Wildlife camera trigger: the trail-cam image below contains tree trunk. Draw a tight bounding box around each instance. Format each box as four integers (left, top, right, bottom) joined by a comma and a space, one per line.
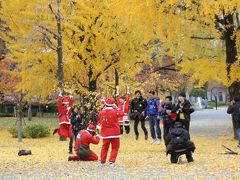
115, 68, 119, 94
38, 104, 42, 118
17, 93, 23, 142
89, 80, 97, 92
224, 13, 239, 139
56, 0, 64, 88
28, 102, 32, 121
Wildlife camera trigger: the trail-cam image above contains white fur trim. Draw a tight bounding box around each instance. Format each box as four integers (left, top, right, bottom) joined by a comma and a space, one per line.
100, 135, 121, 139
127, 92, 130, 95
59, 121, 71, 125
87, 128, 94, 132
103, 107, 114, 110
96, 125, 101, 129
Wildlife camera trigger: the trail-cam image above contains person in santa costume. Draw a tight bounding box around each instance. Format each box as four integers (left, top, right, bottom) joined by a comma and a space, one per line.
97, 97, 124, 167
55, 90, 73, 141
68, 123, 100, 161
116, 86, 131, 134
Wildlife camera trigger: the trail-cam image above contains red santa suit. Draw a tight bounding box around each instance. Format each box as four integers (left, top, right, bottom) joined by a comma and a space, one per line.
68, 124, 100, 161
116, 91, 130, 127
57, 95, 73, 138
97, 98, 124, 164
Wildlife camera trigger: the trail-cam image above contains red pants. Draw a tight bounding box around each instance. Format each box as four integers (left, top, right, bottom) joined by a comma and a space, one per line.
58, 124, 72, 138
100, 138, 120, 163
70, 150, 98, 161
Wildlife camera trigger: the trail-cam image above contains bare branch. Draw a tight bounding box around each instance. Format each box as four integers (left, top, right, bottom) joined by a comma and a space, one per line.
48, 4, 57, 18
37, 24, 59, 39
190, 36, 217, 40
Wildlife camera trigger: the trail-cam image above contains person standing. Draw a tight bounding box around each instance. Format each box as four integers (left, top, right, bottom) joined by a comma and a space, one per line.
69, 106, 84, 154
97, 98, 124, 167
204, 99, 209, 109
145, 90, 161, 144
172, 92, 193, 132
161, 96, 176, 146
68, 123, 100, 161
130, 90, 148, 140
227, 97, 240, 147
116, 86, 131, 134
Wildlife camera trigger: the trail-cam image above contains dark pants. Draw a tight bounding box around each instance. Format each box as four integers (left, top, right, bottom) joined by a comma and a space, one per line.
163, 125, 171, 146
170, 151, 193, 163
69, 131, 78, 150
120, 125, 130, 134
133, 114, 148, 137
179, 121, 190, 132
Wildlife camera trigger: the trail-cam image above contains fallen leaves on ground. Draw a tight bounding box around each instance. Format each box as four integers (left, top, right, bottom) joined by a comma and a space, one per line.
0, 126, 240, 179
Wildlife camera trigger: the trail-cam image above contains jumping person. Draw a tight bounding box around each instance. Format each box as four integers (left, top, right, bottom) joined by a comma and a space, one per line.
116, 86, 131, 134
97, 97, 124, 167
145, 90, 161, 144
54, 90, 73, 141
68, 123, 100, 161
130, 90, 148, 140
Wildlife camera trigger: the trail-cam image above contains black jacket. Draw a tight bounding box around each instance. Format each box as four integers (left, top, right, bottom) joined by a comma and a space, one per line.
130, 96, 147, 114
227, 101, 240, 128
172, 99, 192, 122
166, 125, 195, 154
71, 112, 83, 132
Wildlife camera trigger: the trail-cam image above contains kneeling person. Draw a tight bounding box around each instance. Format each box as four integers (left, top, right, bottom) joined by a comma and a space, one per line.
166, 122, 195, 163
68, 123, 100, 161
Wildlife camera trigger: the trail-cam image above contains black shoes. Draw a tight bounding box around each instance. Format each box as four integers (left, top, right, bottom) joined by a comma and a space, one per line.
135, 134, 139, 140
145, 134, 148, 140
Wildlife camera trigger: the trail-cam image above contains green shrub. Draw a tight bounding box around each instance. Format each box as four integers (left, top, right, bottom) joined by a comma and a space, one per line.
8, 124, 50, 138
8, 127, 26, 138
25, 124, 50, 138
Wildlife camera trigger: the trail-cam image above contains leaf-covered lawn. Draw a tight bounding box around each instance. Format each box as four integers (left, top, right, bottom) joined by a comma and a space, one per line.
0, 118, 239, 179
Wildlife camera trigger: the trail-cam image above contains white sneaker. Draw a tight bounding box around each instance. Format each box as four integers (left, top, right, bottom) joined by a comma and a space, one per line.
156, 139, 161, 145
109, 162, 115, 167
151, 139, 156, 144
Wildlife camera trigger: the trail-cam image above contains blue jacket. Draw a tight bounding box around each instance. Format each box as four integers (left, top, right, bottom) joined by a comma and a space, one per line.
146, 98, 161, 116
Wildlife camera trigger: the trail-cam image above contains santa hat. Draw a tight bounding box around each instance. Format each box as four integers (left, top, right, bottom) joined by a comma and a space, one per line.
105, 97, 115, 106
63, 96, 70, 105
87, 123, 96, 132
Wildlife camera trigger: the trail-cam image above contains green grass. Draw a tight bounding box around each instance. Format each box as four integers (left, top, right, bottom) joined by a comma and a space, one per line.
0, 117, 59, 131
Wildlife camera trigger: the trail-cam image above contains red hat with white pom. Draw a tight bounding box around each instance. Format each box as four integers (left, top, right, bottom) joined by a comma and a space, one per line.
87, 123, 96, 132
105, 97, 115, 106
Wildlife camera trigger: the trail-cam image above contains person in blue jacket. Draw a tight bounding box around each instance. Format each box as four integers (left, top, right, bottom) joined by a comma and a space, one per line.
146, 90, 161, 144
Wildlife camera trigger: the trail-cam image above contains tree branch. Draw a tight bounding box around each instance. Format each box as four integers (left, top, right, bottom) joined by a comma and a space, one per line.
37, 24, 59, 39
190, 36, 216, 40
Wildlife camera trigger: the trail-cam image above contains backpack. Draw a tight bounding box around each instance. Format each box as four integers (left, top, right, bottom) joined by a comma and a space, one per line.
77, 132, 90, 159
170, 128, 188, 149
